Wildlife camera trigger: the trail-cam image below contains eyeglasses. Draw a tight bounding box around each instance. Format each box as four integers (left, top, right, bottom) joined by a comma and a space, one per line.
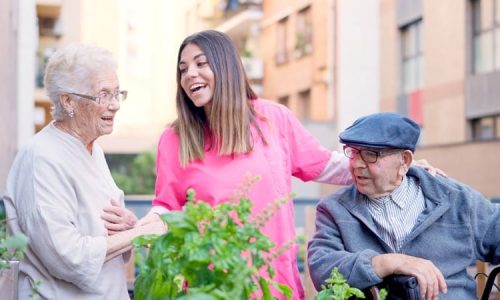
343, 145, 403, 163
69, 90, 128, 105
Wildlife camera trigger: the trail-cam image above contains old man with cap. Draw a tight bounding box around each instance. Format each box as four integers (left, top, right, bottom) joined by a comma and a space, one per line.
308, 112, 500, 300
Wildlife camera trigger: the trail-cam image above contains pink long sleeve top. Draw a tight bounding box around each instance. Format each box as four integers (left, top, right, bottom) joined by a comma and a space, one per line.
153, 99, 333, 299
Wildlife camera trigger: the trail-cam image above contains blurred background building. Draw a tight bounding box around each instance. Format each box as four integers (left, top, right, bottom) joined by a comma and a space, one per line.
1, 0, 499, 199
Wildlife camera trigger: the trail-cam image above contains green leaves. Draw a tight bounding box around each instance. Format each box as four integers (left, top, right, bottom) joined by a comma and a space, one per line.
315, 268, 366, 300
134, 186, 292, 299
0, 218, 29, 270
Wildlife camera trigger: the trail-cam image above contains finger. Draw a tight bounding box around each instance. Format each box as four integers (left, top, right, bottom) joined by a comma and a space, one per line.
108, 229, 119, 236
414, 274, 428, 299
101, 212, 122, 224
436, 268, 447, 295
435, 168, 448, 178
102, 205, 123, 215
105, 222, 128, 231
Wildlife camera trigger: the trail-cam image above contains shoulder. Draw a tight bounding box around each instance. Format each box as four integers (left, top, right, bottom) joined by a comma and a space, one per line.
157, 125, 179, 148
409, 167, 485, 203
252, 98, 293, 119
317, 186, 356, 214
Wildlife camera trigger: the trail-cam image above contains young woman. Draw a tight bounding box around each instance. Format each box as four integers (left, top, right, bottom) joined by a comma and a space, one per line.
139, 30, 440, 299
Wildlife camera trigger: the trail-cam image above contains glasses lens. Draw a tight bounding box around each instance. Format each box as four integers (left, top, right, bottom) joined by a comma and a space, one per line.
360, 150, 377, 163
119, 90, 127, 101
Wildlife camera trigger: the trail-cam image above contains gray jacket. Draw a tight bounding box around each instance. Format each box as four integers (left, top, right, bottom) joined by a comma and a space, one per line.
307, 167, 500, 299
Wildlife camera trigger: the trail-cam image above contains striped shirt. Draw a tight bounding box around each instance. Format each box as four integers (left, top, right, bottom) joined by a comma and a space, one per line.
363, 175, 425, 252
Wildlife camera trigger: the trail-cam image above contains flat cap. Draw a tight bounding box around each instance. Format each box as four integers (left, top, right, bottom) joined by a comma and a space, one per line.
339, 112, 421, 152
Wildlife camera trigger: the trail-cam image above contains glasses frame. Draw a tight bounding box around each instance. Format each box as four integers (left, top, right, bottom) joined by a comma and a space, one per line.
68, 90, 128, 105
343, 145, 403, 163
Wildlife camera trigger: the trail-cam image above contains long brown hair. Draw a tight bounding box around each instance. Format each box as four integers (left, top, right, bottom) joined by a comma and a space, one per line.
173, 30, 264, 166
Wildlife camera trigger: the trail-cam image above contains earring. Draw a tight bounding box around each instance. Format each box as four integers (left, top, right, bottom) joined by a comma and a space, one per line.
68, 110, 75, 118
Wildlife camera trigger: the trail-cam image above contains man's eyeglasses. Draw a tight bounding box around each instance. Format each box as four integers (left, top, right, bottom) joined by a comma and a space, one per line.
343, 145, 403, 163
69, 90, 128, 105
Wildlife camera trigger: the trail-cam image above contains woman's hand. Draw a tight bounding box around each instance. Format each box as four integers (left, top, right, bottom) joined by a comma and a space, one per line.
101, 199, 138, 235
412, 159, 447, 177
136, 210, 163, 227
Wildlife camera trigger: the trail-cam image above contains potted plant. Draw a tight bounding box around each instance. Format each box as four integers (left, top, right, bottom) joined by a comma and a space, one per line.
133, 178, 293, 299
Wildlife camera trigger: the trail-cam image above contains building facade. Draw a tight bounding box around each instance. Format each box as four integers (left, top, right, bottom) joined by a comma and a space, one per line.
380, 0, 500, 198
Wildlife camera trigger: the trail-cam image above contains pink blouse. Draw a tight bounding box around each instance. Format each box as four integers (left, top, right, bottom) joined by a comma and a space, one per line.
153, 99, 332, 299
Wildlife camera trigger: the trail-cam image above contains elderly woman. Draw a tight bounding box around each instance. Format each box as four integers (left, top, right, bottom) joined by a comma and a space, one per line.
3, 44, 164, 299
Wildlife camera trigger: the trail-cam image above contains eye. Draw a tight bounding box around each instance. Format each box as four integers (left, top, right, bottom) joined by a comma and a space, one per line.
179, 68, 187, 74
197, 61, 208, 67
362, 151, 378, 159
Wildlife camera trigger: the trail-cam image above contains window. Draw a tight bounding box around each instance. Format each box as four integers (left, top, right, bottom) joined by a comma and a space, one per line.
400, 20, 424, 125
278, 96, 289, 108
295, 6, 313, 58
275, 18, 288, 65
297, 89, 311, 120
472, 0, 500, 73
401, 20, 423, 94
471, 115, 500, 140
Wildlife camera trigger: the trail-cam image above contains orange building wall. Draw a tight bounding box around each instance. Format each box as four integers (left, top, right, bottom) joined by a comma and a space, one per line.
261, 0, 331, 121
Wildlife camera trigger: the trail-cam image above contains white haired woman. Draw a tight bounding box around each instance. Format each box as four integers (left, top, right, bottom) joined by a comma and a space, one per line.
3, 44, 165, 299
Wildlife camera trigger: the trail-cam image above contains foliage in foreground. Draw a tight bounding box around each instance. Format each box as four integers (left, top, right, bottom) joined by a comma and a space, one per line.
133, 177, 293, 300
0, 212, 29, 270
316, 268, 366, 300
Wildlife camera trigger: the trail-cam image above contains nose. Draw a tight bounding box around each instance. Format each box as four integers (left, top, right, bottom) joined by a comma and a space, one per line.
107, 97, 120, 111
185, 64, 198, 78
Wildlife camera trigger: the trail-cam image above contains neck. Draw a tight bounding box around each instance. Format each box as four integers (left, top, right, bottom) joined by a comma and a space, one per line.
54, 120, 95, 153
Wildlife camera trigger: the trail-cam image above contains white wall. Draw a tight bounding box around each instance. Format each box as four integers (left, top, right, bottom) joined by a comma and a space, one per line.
337, 0, 380, 142
17, 0, 37, 149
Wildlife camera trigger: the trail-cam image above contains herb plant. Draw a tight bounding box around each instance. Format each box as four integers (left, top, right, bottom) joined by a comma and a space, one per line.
0, 212, 29, 270
133, 179, 293, 300
315, 268, 366, 300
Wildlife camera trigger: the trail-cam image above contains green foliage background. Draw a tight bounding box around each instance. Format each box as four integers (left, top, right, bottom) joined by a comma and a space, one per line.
108, 150, 156, 195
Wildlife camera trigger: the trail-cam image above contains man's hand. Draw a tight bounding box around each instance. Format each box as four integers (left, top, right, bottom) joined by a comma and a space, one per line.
372, 253, 447, 300
101, 199, 138, 235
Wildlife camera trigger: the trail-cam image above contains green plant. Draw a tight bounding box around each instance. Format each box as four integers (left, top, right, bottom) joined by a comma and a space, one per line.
0, 212, 29, 270
111, 150, 156, 194
133, 178, 293, 299
315, 268, 366, 300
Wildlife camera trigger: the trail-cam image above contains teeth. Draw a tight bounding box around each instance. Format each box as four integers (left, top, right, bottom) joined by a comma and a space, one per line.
190, 83, 205, 92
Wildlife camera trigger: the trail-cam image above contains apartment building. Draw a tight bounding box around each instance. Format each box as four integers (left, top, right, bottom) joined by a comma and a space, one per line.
380, 0, 500, 198
261, 0, 380, 197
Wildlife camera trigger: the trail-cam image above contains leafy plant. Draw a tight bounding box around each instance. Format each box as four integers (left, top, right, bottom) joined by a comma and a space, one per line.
133, 177, 293, 299
315, 268, 366, 300
0, 212, 29, 270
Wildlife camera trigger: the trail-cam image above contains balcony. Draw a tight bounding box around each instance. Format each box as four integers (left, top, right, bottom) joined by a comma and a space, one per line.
215, 0, 262, 38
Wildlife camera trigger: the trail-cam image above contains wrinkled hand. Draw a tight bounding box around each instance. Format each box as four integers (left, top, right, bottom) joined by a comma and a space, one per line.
139, 220, 167, 236
101, 199, 138, 235
136, 210, 162, 227
372, 253, 447, 300
412, 159, 447, 177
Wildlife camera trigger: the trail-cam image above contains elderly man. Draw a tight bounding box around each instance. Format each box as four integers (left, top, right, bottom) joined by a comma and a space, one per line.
307, 112, 500, 300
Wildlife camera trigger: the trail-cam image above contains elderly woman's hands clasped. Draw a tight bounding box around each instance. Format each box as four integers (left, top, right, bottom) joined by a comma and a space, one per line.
101, 199, 138, 235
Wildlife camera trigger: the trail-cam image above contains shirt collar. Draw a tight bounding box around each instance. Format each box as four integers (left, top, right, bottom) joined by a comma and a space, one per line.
365, 176, 409, 209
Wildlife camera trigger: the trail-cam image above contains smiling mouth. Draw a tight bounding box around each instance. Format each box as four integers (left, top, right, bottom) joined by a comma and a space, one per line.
101, 116, 114, 122
190, 83, 207, 93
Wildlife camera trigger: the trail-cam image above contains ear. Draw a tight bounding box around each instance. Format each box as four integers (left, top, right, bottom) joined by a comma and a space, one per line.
59, 94, 74, 112
399, 150, 414, 174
